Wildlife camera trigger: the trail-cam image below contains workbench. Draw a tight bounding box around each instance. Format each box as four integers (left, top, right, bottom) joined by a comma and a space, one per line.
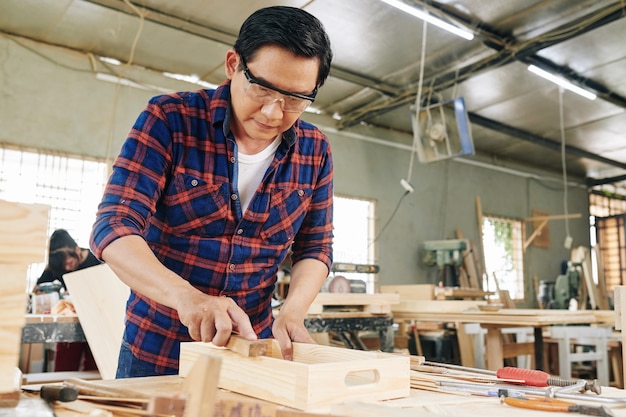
392, 305, 599, 370
21, 315, 86, 344
21, 312, 394, 351
9, 376, 626, 417
304, 313, 394, 352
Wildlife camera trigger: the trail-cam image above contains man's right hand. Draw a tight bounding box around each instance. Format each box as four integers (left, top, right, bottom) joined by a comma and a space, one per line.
176, 291, 257, 346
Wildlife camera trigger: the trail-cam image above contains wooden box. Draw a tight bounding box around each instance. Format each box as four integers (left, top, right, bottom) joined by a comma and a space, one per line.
179, 340, 410, 411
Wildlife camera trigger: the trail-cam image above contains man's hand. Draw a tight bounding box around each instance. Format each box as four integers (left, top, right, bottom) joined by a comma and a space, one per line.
272, 312, 315, 361
176, 290, 257, 346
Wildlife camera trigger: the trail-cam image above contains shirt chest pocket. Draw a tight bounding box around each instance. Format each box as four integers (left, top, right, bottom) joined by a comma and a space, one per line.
260, 187, 312, 245
161, 173, 228, 237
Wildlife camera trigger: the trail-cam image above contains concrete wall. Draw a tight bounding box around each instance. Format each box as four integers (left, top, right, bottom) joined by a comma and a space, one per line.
0, 36, 590, 306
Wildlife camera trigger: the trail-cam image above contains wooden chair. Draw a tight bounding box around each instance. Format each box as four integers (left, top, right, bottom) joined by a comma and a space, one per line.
548, 325, 611, 386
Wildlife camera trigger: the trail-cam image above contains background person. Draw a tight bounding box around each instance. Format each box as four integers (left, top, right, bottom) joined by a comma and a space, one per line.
90, 5, 334, 378
34, 229, 101, 293
35, 228, 102, 372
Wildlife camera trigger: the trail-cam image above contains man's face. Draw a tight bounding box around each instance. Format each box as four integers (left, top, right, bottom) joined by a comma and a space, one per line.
225, 45, 319, 146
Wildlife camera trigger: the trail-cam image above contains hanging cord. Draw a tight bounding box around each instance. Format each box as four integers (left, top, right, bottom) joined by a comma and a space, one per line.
559, 87, 572, 246
406, 20, 429, 184
369, 190, 412, 247
104, 0, 146, 169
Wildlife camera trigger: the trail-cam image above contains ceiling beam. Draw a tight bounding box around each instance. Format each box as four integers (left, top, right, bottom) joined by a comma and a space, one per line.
82, 0, 402, 96
587, 173, 626, 187
339, 1, 626, 128
469, 113, 626, 171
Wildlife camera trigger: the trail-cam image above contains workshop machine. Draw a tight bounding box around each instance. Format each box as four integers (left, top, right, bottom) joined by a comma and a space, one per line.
323, 262, 379, 293
537, 262, 582, 309
421, 239, 467, 287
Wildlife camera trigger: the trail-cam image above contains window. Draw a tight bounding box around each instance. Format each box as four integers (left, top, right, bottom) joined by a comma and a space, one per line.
0, 146, 108, 289
590, 192, 626, 292
332, 195, 377, 292
481, 215, 525, 300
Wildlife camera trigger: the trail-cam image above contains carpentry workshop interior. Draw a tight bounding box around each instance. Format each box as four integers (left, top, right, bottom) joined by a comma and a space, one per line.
3, 0, 626, 416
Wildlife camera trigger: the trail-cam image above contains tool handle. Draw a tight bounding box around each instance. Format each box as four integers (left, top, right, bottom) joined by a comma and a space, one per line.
65, 378, 149, 399
496, 367, 550, 387
502, 397, 571, 412
40, 385, 78, 402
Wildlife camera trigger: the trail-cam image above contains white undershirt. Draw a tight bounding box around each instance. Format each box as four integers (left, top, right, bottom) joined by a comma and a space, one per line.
237, 135, 281, 214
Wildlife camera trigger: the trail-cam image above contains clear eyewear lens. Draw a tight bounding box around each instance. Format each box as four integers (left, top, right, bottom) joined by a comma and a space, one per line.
246, 83, 311, 112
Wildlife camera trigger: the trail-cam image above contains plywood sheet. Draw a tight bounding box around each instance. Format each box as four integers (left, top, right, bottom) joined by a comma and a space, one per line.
0, 265, 28, 394
64, 263, 129, 380
0, 199, 49, 265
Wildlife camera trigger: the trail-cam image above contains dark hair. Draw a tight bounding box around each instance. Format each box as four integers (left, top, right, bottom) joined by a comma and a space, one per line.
233, 6, 333, 88
48, 229, 79, 277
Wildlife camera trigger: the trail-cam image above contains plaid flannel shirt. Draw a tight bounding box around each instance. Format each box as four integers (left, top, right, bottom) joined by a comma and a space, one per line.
91, 80, 333, 373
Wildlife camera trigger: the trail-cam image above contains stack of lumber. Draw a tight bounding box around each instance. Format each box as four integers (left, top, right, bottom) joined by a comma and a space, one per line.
0, 200, 49, 406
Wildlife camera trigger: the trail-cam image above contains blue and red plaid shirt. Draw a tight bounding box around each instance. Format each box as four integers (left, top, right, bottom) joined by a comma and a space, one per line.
90, 80, 333, 374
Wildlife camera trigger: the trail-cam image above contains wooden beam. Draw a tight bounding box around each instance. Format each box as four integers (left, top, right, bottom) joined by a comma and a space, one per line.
523, 218, 548, 251
523, 213, 582, 221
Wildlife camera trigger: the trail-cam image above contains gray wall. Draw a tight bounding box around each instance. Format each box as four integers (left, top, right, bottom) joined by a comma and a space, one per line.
1, 36, 590, 306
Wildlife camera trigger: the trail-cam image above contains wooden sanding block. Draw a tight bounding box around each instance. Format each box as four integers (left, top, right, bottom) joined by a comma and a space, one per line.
226, 336, 270, 357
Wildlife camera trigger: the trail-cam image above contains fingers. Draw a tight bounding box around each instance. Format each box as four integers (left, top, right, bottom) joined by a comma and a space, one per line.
278, 337, 294, 361
273, 318, 316, 361
181, 296, 255, 347
229, 306, 257, 340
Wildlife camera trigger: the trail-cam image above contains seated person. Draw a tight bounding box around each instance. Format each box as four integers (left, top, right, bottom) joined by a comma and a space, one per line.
34, 229, 102, 372
34, 229, 101, 293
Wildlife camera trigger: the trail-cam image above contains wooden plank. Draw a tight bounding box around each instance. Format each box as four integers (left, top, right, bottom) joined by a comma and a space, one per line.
455, 228, 480, 289
454, 321, 475, 368
0, 265, 28, 397
380, 284, 434, 300
0, 199, 49, 265
474, 196, 486, 289
530, 209, 551, 248
572, 246, 603, 310
616, 286, 626, 388
502, 341, 534, 359
392, 300, 487, 314
64, 263, 130, 380
593, 245, 610, 310
182, 354, 221, 417
308, 293, 399, 314
180, 340, 410, 411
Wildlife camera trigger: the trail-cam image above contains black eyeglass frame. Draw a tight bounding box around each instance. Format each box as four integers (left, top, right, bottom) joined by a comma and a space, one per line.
240, 57, 318, 103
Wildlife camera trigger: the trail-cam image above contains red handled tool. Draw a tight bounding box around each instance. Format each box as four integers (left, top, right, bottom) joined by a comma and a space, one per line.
496, 367, 600, 394
423, 362, 601, 394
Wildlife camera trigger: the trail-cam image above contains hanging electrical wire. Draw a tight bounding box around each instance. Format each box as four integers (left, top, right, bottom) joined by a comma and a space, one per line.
405, 20, 429, 186
559, 87, 573, 248
104, 0, 146, 169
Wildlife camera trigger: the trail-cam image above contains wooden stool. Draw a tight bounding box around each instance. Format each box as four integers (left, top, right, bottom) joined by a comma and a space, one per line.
548, 325, 611, 386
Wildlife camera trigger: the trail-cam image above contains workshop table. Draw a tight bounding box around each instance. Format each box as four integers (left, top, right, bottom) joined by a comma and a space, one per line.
21, 312, 395, 352
392, 307, 598, 370
304, 312, 395, 352
21, 315, 86, 344
10, 375, 626, 417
